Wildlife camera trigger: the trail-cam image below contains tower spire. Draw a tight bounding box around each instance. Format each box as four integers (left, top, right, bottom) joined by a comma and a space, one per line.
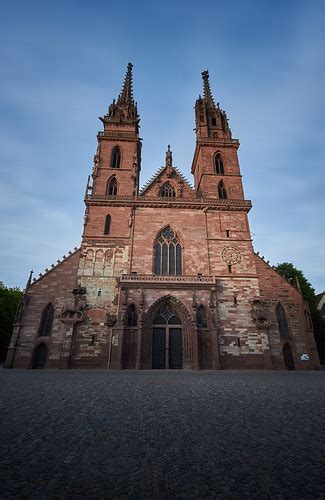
194, 69, 231, 141
165, 144, 173, 168
26, 270, 33, 290
117, 63, 134, 106
201, 70, 216, 108
104, 63, 139, 126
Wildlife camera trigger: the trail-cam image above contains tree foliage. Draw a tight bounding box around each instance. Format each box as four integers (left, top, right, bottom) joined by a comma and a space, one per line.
275, 263, 325, 362
0, 282, 23, 361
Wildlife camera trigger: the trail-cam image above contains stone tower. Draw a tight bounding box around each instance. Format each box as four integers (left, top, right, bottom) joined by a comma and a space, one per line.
192, 70, 245, 201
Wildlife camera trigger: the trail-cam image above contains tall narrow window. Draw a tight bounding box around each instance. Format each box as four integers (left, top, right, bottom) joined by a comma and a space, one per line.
110, 146, 121, 169
107, 177, 118, 196
126, 304, 137, 327
104, 214, 111, 234
154, 226, 182, 275
160, 182, 176, 198
215, 153, 224, 174
218, 181, 227, 199
38, 303, 54, 337
304, 310, 313, 330
197, 305, 208, 328
276, 303, 290, 339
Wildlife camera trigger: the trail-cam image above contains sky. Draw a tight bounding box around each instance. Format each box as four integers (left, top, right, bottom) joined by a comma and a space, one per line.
0, 0, 324, 292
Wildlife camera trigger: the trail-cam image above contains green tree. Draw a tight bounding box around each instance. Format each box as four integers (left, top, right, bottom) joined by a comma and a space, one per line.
275, 263, 325, 363
0, 282, 23, 362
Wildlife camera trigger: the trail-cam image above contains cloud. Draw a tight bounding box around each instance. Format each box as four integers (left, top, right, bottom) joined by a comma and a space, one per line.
0, 0, 324, 293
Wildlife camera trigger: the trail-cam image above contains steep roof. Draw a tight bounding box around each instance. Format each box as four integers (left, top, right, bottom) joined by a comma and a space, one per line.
140, 165, 194, 196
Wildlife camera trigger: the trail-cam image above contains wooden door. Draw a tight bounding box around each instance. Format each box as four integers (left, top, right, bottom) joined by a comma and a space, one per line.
152, 328, 166, 369
34, 344, 47, 369
283, 343, 295, 370
169, 328, 182, 369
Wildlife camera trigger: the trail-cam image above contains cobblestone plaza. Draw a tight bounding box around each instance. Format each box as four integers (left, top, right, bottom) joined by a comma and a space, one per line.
1, 370, 324, 498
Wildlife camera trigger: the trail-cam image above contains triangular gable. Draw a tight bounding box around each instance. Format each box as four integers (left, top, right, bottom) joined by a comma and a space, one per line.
140, 166, 194, 197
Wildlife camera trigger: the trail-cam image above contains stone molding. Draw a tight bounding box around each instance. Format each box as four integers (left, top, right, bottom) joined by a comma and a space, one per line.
85, 194, 252, 211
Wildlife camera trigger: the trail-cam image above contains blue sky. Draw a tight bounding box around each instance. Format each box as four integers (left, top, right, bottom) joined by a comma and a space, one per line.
0, 0, 324, 292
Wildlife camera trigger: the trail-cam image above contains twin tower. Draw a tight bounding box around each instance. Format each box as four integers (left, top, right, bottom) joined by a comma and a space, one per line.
5, 64, 319, 371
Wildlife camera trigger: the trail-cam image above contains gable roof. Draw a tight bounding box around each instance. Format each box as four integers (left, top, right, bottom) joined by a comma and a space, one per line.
140, 165, 194, 195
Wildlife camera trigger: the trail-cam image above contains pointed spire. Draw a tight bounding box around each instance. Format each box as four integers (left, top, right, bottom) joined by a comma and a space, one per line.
201, 70, 216, 108
26, 270, 33, 290
165, 144, 173, 168
117, 63, 134, 106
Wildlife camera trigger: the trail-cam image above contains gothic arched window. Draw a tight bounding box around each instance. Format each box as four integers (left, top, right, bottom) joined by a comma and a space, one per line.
104, 214, 111, 235
154, 226, 182, 275
107, 177, 118, 196
110, 146, 121, 169
276, 303, 290, 339
38, 303, 54, 337
197, 305, 208, 328
218, 181, 227, 199
160, 182, 176, 198
215, 153, 224, 175
126, 304, 137, 327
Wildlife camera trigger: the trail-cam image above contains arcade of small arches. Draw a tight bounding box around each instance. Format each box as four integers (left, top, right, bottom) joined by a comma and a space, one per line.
31, 297, 301, 371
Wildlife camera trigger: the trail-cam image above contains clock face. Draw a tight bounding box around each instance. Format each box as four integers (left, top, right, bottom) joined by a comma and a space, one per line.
222, 246, 241, 265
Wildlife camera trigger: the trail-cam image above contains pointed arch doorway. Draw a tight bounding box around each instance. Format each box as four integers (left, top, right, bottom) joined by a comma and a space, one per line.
152, 304, 183, 369
33, 343, 47, 369
283, 343, 295, 370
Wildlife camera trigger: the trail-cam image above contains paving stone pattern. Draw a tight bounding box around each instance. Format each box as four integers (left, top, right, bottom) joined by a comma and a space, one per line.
0, 370, 324, 499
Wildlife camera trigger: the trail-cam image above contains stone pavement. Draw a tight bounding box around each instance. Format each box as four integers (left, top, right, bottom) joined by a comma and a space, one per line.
0, 369, 324, 499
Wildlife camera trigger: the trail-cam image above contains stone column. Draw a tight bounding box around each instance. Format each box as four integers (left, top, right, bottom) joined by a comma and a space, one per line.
210, 287, 221, 370
109, 286, 127, 369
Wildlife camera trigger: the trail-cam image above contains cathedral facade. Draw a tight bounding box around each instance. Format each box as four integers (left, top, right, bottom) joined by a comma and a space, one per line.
5, 64, 319, 371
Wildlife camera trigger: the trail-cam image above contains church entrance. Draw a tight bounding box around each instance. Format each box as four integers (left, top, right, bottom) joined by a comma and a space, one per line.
33, 343, 47, 369
283, 343, 295, 370
152, 305, 182, 369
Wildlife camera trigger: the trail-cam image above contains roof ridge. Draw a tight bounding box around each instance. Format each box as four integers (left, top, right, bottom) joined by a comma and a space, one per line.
30, 246, 80, 287
254, 250, 303, 296
140, 165, 194, 194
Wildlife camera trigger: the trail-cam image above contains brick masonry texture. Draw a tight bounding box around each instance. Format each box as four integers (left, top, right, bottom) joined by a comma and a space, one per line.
5, 66, 320, 371
1, 369, 324, 498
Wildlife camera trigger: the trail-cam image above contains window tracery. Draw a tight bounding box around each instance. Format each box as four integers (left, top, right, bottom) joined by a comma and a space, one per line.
215, 153, 224, 174
218, 180, 227, 199
107, 177, 118, 196
126, 304, 137, 327
154, 227, 182, 275
38, 303, 54, 337
197, 305, 208, 328
110, 146, 121, 169
160, 182, 176, 198
276, 303, 290, 339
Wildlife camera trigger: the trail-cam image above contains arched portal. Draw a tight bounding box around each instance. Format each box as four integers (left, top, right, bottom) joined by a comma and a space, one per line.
152, 304, 182, 369
33, 343, 47, 369
142, 296, 196, 370
283, 343, 295, 371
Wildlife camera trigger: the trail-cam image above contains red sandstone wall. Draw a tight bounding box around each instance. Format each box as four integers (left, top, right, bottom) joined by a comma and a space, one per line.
93, 137, 138, 197
84, 206, 131, 240
5, 250, 80, 369
194, 146, 245, 199
255, 254, 320, 369
130, 208, 209, 275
